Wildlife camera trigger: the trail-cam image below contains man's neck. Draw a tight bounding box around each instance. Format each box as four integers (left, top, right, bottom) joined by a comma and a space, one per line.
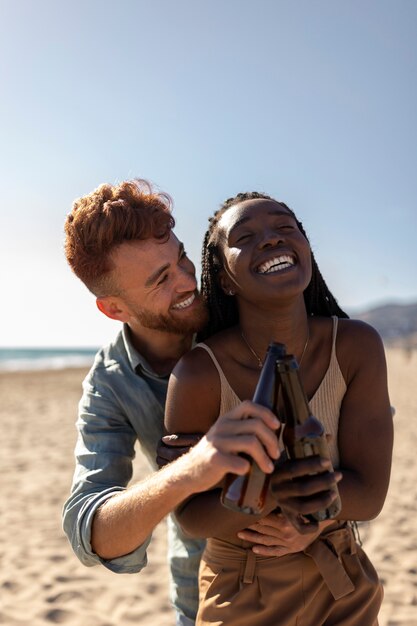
127, 324, 193, 376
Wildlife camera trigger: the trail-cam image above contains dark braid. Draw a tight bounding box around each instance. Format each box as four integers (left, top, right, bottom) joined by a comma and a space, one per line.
304, 254, 348, 318
198, 192, 348, 341
200, 227, 239, 338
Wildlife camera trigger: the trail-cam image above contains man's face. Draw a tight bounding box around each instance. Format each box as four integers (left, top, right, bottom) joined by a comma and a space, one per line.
109, 233, 208, 335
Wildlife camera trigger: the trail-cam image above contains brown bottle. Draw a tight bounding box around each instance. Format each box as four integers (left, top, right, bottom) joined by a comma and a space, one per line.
277, 350, 342, 525
221, 342, 285, 515
221, 342, 342, 525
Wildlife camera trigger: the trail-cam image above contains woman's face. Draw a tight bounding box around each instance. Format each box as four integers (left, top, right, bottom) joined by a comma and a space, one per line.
216, 198, 312, 304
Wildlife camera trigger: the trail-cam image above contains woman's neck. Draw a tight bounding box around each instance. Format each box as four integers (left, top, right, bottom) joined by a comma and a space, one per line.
237, 297, 310, 363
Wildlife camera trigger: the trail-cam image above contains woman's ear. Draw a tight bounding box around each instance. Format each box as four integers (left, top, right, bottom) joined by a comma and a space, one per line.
219, 271, 236, 296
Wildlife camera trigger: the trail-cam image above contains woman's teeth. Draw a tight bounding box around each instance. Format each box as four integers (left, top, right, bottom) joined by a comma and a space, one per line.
257, 255, 294, 274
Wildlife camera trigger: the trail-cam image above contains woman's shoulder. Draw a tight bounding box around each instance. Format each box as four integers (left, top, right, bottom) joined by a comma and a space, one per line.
165, 332, 239, 434
313, 315, 382, 340
173, 331, 232, 379
333, 317, 387, 380
336, 317, 384, 347
178, 328, 237, 370
311, 316, 383, 352
171, 340, 218, 384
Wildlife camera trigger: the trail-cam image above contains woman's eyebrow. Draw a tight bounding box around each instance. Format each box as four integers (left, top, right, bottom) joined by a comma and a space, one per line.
229, 209, 292, 235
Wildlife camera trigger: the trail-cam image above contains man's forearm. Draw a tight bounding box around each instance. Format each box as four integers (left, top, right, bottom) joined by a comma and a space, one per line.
175, 456, 342, 540
92, 401, 282, 559
91, 452, 199, 559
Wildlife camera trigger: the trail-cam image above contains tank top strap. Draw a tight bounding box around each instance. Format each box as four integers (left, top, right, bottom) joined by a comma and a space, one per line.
194, 342, 227, 380
194, 343, 241, 414
331, 315, 339, 356
308, 316, 345, 468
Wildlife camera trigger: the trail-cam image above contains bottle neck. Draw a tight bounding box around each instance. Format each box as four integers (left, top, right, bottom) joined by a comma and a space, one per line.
277, 358, 311, 425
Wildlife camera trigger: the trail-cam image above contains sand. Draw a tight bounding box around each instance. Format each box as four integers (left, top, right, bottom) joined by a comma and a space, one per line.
0, 348, 416, 625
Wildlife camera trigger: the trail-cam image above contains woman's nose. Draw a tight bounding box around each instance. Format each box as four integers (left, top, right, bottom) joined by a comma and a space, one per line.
258, 228, 283, 249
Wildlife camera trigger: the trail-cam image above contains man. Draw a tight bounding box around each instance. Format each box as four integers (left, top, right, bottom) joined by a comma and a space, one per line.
62, 179, 339, 626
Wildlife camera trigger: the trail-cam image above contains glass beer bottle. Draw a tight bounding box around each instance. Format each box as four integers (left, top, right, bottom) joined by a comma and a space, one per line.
221, 342, 285, 514
221, 341, 342, 525
277, 351, 342, 525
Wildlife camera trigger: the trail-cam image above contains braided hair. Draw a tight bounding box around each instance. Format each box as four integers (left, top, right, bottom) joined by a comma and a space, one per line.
198, 191, 348, 340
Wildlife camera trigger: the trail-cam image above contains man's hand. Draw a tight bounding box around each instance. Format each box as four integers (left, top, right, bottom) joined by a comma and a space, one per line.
170, 400, 281, 493
237, 511, 334, 556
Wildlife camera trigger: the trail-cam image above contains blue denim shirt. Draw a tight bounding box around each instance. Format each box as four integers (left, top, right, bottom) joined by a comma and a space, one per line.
62, 324, 205, 622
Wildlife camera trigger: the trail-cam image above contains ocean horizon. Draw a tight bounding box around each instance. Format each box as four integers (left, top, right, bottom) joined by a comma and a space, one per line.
0, 347, 99, 372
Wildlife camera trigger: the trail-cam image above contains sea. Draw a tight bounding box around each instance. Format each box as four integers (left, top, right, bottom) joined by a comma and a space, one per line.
0, 347, 99, 372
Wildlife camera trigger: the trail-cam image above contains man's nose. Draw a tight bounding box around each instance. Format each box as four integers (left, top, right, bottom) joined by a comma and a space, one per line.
176, 262, 197, 292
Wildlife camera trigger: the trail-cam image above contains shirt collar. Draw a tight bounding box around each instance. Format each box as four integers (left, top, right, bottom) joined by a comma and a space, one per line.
120, 323, 163, 378
121, 323, 197, 381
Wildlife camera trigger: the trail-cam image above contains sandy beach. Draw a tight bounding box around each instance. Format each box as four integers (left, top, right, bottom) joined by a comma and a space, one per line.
1, 347, 416, 625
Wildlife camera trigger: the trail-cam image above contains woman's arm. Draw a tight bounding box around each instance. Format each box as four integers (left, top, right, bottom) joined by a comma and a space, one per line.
165, 347, 222, 434
174, 457, 341, 539
335, 320, 393, 521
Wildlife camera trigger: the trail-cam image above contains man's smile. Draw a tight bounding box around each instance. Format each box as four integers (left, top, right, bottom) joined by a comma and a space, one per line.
171, 293, 196, 310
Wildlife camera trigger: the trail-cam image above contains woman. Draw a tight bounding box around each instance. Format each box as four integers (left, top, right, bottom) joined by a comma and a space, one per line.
164, 192, 393, 625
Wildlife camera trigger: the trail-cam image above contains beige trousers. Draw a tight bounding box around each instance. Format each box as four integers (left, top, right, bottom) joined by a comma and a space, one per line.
197, 523, 383, 626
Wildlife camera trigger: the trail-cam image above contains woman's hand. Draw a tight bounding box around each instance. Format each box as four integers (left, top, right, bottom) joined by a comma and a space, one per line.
237, 512, 334, 556
156, 433, 203, 467
266, 456, 342, 534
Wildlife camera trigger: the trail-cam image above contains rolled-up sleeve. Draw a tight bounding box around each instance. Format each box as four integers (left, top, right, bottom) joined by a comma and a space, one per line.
62, 372, 152, 574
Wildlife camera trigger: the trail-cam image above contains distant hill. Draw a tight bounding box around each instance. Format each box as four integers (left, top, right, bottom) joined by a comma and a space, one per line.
352, 302, 417, 349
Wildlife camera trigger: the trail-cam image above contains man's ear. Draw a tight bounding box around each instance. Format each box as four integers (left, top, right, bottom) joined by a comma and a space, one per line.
96, 296, 130, 322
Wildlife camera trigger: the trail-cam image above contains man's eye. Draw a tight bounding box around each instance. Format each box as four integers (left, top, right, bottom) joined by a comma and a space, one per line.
157, 274, 168, 285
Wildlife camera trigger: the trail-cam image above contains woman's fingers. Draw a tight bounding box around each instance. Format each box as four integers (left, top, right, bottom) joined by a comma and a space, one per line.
251, 545, 291, 557
269, 456, 342, 515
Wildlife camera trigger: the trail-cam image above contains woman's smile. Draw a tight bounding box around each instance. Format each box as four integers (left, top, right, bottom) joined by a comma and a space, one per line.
256, 254, 296, 274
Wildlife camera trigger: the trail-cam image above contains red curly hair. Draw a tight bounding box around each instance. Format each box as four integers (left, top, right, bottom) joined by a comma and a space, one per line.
64, 178, 175, 296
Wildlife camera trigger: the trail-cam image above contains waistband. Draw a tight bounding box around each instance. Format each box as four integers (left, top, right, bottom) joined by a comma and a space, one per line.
204, 522, 357, 601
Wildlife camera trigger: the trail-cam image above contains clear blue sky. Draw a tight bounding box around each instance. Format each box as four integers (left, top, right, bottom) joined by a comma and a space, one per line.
1, 0, 416, 347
